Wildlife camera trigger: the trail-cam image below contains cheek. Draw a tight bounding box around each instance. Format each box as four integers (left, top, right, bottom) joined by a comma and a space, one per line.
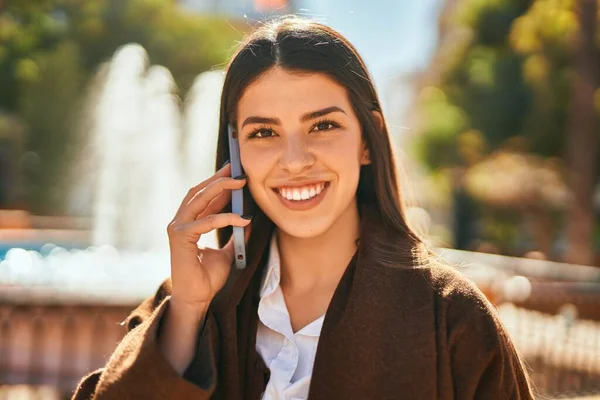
315, 137, 362, 173
240, 145, 276, 193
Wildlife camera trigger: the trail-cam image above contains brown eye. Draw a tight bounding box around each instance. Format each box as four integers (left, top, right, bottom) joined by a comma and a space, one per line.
249, 127, 276, 139
311, 120, 340, 132
316, 122, 333, 131
256, 129, 273, 138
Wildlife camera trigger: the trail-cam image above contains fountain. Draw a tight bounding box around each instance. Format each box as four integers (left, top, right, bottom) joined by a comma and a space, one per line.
0, 43, 224, 301
92, 44, 223, 252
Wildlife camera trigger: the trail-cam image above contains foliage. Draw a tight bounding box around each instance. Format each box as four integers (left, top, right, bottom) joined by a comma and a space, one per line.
414, 0, 534, 170
18, 41, 84, 214
413, 0, 599, 255
0, 0, 245, 213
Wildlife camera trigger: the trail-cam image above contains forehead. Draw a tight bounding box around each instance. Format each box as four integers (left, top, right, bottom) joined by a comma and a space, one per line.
237, 67, 351, 119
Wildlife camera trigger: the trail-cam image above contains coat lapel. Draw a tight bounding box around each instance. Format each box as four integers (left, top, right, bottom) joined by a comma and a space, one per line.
211, 217, 273, 400
308, 206, 439, 399
215, 205, 438, 399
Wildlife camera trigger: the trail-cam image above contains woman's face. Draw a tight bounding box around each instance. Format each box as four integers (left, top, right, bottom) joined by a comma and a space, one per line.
236, 67, 370, 238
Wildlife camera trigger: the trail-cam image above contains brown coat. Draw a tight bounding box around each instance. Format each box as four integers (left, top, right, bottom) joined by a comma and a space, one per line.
72, 208, 535, 400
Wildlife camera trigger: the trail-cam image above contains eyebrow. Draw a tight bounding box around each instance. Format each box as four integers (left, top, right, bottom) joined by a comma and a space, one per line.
240, 106, 347, 129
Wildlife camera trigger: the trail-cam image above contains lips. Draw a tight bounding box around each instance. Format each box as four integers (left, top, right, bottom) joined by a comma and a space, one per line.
271, 181, 331, 211
275, 182, 327, 201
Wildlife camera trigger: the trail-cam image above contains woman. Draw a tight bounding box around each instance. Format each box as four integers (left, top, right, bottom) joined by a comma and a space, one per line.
73, 16, 534, 400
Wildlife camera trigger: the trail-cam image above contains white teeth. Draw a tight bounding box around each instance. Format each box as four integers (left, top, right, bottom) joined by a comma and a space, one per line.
277, 183, 327, 202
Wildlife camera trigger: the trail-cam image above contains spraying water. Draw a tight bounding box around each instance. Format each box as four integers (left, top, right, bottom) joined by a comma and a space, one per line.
0, 44, 225, 298
91, 44, 223, 252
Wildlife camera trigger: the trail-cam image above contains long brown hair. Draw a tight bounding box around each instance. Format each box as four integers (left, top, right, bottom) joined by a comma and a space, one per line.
216, 16, 425, 271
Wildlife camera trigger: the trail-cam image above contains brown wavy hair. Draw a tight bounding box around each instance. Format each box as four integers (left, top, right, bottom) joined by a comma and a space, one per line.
215, 16, 426, 271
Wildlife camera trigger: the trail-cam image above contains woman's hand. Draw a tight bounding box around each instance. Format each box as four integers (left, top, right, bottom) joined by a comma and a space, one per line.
166, 162, 251, 317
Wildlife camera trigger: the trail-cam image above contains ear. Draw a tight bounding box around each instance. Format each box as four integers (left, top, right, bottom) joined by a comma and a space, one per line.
371, 110, 384, 132
360, 110, 383, 166
360, 140, 371, 165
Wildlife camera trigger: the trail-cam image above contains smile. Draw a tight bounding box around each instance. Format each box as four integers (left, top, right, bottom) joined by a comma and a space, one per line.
276, 182, 327, 201
272, 182, 331, 211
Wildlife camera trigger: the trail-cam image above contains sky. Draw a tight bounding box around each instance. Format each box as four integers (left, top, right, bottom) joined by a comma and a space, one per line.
298, 0, 443, 82
182, 0, 445, 130
295, 0, 445, 132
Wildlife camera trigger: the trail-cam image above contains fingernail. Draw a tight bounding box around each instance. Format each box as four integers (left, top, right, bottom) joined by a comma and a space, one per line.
241, 214, 253, 220
234, 174, 247, 180
221, 160, 230, 168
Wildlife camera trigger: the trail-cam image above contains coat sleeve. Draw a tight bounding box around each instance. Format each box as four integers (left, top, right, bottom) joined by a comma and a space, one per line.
446, 279, 536, 399
71, 280, 219, 400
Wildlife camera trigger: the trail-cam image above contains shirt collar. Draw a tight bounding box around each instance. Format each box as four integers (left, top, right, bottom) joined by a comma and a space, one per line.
260, 233, 281, 298
258, 233, 325, 338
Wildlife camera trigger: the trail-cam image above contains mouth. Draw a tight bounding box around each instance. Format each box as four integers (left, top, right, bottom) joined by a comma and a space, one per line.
272, 181, 331, 210
274, 182, 329, 201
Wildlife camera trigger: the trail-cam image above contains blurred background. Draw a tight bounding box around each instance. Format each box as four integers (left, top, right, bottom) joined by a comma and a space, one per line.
1, 0, 600, 398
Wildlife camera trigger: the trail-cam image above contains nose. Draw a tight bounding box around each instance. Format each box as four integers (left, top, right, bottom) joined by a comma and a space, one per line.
278, 134, 315, 174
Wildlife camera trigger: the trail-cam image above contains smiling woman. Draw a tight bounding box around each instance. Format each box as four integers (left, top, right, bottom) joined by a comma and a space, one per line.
72, 16, 535, 400
237, 68, 369, 239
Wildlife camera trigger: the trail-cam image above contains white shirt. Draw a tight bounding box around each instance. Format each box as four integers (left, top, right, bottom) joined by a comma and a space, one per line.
256, 235, 324, 400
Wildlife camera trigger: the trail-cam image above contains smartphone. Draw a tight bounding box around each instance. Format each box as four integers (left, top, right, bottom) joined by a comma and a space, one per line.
228, 124, 247, 269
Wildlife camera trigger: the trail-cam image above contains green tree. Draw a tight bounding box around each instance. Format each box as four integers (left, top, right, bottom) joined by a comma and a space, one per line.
563, 0, 598, 265
19, 41, 84, 214
0, 0, 245, 214
414, 0, 599, 263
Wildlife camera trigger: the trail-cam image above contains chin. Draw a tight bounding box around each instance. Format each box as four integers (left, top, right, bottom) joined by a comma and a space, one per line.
273, 215, 334, 239
256, 197, 336, 238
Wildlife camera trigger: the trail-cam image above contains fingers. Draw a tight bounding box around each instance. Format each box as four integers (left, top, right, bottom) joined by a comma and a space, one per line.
173, 213, 251, 245
179, 177, 246, 222
176, 163, 232, 217
198, 188, 231, 220
222, 215, 252, 254
223, 235, 234, 256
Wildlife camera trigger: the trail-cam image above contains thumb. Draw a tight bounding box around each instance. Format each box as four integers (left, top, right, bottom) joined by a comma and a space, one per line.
222, 235, 235, 260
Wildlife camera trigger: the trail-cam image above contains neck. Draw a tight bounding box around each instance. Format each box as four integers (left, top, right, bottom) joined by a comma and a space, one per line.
276, 201, 361, 292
